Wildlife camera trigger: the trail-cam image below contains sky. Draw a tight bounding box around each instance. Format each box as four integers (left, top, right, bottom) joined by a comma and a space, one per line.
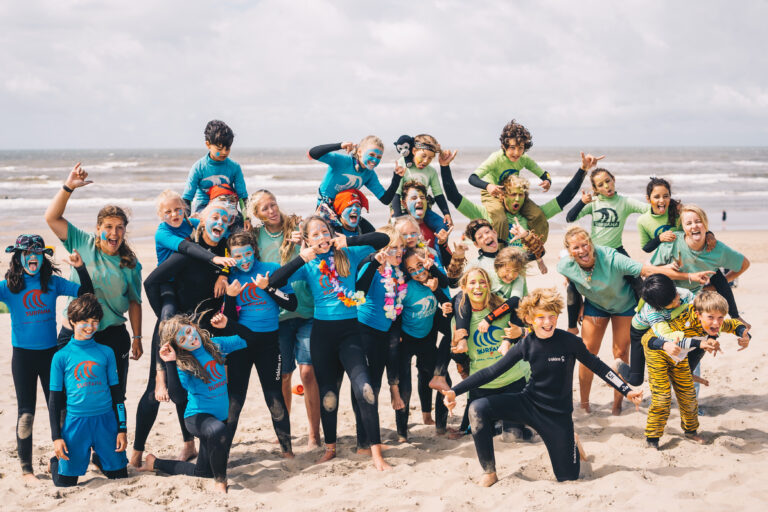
1, 0, 767, 149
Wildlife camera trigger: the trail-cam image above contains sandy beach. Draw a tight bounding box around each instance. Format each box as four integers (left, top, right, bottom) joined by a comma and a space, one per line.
0, 228, 766, 512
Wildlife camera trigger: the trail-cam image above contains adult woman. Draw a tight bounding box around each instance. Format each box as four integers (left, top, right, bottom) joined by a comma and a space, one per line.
556, 226, 711, 414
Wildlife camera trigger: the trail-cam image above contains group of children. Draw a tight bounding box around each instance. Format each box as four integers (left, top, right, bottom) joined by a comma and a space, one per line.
0, 118, 752, 491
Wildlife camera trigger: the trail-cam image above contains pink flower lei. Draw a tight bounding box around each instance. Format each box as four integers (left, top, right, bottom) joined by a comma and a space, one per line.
381, 263, 407, 320
318, 255, 366, 307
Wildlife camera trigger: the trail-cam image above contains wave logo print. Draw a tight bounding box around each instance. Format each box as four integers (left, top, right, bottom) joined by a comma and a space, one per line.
498, 168, 519, 183
74, 361, 99, 381
335, 173, 364, 191
204, 360, 224, 380
473, 325, 503, 348
239, 283, 263, 304
23, 289, 46, 309
413, 296, 436, 317
201, 175, 230, 188
318, 274, 333, 290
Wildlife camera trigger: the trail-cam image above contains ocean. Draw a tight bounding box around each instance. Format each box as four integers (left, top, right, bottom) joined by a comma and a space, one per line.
1, 147, 767, 243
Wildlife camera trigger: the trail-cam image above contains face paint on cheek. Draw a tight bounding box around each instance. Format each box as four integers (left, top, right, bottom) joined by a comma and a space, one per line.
407, 198, 425, 219
21, 253, 41, 276
100, 231, 108, 242
74, 321, 98, 339
341, 205, 361, 227
176, 327, 202, 351
232, 246, 255, 272
361, 149, 382, 169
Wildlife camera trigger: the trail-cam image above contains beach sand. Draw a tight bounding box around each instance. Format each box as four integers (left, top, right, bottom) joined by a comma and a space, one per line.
0, 229, 766, 511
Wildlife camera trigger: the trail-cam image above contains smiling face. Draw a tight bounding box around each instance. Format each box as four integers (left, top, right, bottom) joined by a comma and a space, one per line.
383, 241, 404, 266
592, 171, 615, 198
73, 318, 100, 340
496, 262, 519, 284
21, 251, 42, 276
203, 207, 231, 243
473, 226, 499, 253
648, 185, 671, 216
159, 197, 186, 228
503, 187, 527, 214
358, 144, 383, 170
397, 220, 421, 248
464, 270, 490, 309
526, 307, 558, 339
175, 325, 203, 351
206, 142, 231, 162
231, 244, 255, 272
97, 216, 126, 256
340, 203, 362, 230
412, 148, 435, 169
504, 140, 525, 162
256, 194, 281, 229
306, 219, 333, 254
682, 211, 706, 247
697, 309, 725, 336
566, 232, 595, 269
405, 188, 427, 220
405, 254, 428, 282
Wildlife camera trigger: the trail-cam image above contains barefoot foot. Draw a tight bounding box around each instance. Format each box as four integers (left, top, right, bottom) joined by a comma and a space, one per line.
130, 450, 143, 468
282, 451, 295, 459
579, 402, 592, 414
479, 472, 498, 487
429, 376, 450, 392
692, 375, 710, 386
22, 473, 38, 483
317, 446, 336, 463
684, 432, 708, 444
575, 433, 588, 461
213, 481, 228, 493
138, 453, 156, 472
422, 412, 435, 425
178, 441, 197, 462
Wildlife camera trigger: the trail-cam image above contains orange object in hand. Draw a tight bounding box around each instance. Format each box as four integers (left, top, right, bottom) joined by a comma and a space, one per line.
292, 384, 304, 395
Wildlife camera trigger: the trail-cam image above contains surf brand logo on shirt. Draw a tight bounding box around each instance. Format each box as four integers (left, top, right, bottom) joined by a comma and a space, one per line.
474, 326, 503, 354
593, 207, 619, 228
547, 356, 566, 363
653, 224, 674, 238
335, 174, 364, 192
74, 360, 99, 381
317, 274, 334, 294
498, 168, 520, 183
23, 289, 51, 316
239, 283, 267, 306
201, 175, 230, 190
204, 360, 224, 380
412, 296, 437, 318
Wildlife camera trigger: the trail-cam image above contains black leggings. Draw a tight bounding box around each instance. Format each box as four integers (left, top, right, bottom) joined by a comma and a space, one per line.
469, 392, 578, 481
12, 346, 56, 474
627, 326, 647, 386
311, 318, 381, 446
459, 378, 527, 432
154, 413, 230, 483
133, 319, 193, 451
709, 269, 739, 319
226, 330, 291, 454
396, 330, 450, 438
50, 455, 127, 487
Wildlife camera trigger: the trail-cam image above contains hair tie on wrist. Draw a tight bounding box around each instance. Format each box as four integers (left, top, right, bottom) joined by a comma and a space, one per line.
62, 184, 74, 193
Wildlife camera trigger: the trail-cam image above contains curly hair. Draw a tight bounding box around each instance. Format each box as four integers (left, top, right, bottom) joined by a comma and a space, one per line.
499, 119, 532, 151
96, 206, 137, 269
464, 219, 494, 243
159, 313, 225, 384
4, 250, 60, 294
501, 175, 530, 195
517, 287, 563, 323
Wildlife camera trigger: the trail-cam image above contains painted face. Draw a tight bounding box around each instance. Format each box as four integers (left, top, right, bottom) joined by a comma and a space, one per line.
697, 309, 725, 336
504, 140, 525, 162
21, 251, 41, 276
682, 211, 706, 246
359, 145, 383, 170
412, 148, 435, 169
465, 271, 489, 306
97, 216, 126, 256
176, 325, 203, 351
405, 189, 426, 220
405, 255, 428, 282
384, 242, 404, 266
340, 203, 362, 229
204, 208, 231, 243
397, 222, 421, 248
231, 244, 255, 272
592, 172, 615, 198
497, 262, 519, 284
256, 196, 281, 227
74, 318, 100, 340
528, 308, 558, 339
473, 226, 499, 253
503, 187, 527, 214
159, 199, 185, 228
306, 220, 332, 254
567, 233, 595, 268
648, 185, 671, 216
206, 142, 231, 162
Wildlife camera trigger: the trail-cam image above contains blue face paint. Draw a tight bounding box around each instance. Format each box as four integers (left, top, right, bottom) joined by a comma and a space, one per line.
341, 204, 361, 228
360, 148, 382, 170
176, 326, 202, 351
21, 252, 41, 276
231, 245, 255, 272
100, 231, 108, 241
407, 195, 425, 219
74, 319, 99, 340
216, 152, 221, 157
204, 208, 230, 243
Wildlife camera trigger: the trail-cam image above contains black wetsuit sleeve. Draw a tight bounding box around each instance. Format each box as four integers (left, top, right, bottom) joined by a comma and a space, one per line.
265, 287, 296, 311
429, 264, 449, 289
541, 171, 552, 183
223, 294, 240, 320
356, 258, 381, 293
484, 297, 523, 326
434, 194, 451, 216
110, 384, 127, 433
440, 165, 463, 208
182, 198, 192, 215
453, 292, 471, 333
267, 255, 304, 288
647, 336, 667, 351
565, 199, 587, 223
308, 143, 342, 160
226, 319, 258, 342
433, 288, 451, 306
643, 236, 663, 253
177, 239, 216, 263
144, 252, 187, 318
452, 342, 525, 396
574, 338, 631, 395
163, 361, 187, 404
437, 241, 452, 267
379, 173, 403, 205
48, 390, 65, 440
735, 325, 751, 339
391, 193, 405, 216
468, 173, 490, 191
74, 264, 94, 296
347, 232, 389, 250
555, 168, 587, 209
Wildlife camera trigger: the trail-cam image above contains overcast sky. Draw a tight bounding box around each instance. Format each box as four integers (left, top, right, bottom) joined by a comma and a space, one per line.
1, 0, 767, 149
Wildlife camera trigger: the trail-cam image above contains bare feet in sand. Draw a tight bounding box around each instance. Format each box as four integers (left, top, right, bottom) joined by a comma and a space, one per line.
282, 451, 295, 459
130, 450, 143, 468
692, 375, 710, 386
580, 402, 592, 414
213, 481, 228, 493
575, 433, 588, 461
137, 453, 156, 472
684, 432, 708, 444
307, 436, 321, 450
317, 446, 336, 463
22, 473, 38, 483
479, 472, 498, 487
179, 440, 197, 461
422, 412, 435, 425
429, 375, 450, 392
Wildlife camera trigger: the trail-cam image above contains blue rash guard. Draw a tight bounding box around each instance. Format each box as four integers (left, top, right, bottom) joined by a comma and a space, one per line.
177, 335, 247, 421
50, 337, 120, 417
401, 280, 439, 339
155, 217, 200, 264
229, 261, 294, 333
1, 274, 80, 350
316, 152, 386, 204
182, 154, 248, 211
356, 262, 398, 333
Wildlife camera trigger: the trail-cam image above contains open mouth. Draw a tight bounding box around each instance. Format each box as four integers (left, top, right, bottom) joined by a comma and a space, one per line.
539, 324, 554, 334
240, 261, 252, 271
318, 241, 331, 252
688, 228, 703, 241
471, 290, 485, 299
577, 252, 592, 265
106, 237, 120, 249
28, 259, 39, 272
655, 203, 667, 213
348, 213, 359, 224
211, 226, 224, 238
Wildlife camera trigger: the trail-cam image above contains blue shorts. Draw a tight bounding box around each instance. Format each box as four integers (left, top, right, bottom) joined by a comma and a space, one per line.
583, 299, 636, 318
57, 411, 127, 476
278, 317, 313, 374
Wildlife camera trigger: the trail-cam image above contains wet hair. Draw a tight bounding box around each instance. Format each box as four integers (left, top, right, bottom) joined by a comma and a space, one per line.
458, 267, 505, 313
517, 288, 563, 322
247, 190, 302, 264
227, 230, 260, 260
4, 249, 60, 294
589, 168, 615, 189
204, 120, 234, 149
641, 273, 678, 311
494, 246, 528, 275
67, 293, 103, 323
301, 216, 351, 277
159, 314, 225, 383
96, 205, 137, 269
412, 134, 441, 154
499, 120, 532, 151
646, 177, 680, 228
693, 290, 728, 316
680, 204, 709, 233
465, 219, 494, 243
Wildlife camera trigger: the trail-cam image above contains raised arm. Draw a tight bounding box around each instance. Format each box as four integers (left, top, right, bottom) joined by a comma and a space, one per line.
45, 163, 93, 241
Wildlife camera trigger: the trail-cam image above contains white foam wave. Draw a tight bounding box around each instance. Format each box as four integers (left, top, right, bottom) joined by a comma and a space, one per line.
88, 161, 141, 170
538, 160, 563, 167
731, 160, 768, 167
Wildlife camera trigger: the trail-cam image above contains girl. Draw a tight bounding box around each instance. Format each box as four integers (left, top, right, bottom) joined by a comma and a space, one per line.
637, 177, 681, 253
248, 189, 321, 448
139, 312, 248, 493
268, 216, 390, 470
45, 163, 143, 396
442, 288, 643, 486
2, 235, 92, 480
223, 230, 297, 457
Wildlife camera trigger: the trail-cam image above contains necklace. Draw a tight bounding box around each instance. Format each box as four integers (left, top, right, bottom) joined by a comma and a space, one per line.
318, 254, 366, 307
263, 226, 283, 239
580, 265, 594, 283
381, 264, 407, 320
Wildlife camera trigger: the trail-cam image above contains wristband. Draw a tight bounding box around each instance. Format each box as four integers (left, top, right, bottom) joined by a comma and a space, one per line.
132, 335, 143, 340
62, 184, 74, 193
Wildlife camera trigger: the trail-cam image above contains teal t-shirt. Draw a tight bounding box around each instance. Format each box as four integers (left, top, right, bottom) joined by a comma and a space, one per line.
557, 245, 643, 314
467, 309, 530, 389
576, 194, 649, 249
475, 150, 546, 185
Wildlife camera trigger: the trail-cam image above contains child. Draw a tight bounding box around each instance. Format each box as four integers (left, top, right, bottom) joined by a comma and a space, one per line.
390, 133, 453, 232
637, 177, 682, 253
139, 312, 249, 493
468, 120, 553, 242
333, 188, 374, 236
640, 291, 749, 448
442, 288, 642, 486
182, 120, 248, 214
2, 235, 92, 479
48, 294, 128, 487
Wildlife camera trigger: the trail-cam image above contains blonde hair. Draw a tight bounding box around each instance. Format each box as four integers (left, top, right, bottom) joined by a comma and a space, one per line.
393, 215, 421, 233
354, 135, 384, 159
693, 290, 728, 315
563, 225, 592, 249
494, 246, 528, 275
680, 204, 709, 232
501, 175, 530, 195
159, 314, 225, 384
302, 216, 351, 277
458, 267, 505, 312
517, 288, 563, 323
247, 190, 302, 264
413, 134, 441, 153
155, 189, 184, 216
378, 224, 404, 250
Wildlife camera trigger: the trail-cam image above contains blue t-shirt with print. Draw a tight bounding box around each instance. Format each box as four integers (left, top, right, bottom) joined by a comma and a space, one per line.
230, 261, 294, 333
401, 281, 438, 339
50, 337, 119, 417
356, 263, 401, 333
316, 152, 386, 203
1, 274, 80, 350
182, 154, 248, 211
155, 218, 201, 264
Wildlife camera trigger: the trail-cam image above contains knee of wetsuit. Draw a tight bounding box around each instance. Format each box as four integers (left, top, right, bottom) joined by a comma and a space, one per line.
267, 396, 287, 422
321, 390, 338, 412
104, 467, 128, 479
17, 412, 34, 439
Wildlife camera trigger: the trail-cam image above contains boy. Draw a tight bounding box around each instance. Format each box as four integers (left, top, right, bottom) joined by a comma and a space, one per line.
48, 293, 128, 486
182, 120, 248, 214
641, 290, 750, 449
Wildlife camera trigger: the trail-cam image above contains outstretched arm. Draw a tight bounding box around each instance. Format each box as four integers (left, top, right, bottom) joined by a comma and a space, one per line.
451, 343, 525, 395
46, 163, 93, 241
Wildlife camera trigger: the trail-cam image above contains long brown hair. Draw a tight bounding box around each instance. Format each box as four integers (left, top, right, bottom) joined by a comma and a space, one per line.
159, 314, 225, 383
458, 267, 504, 313
301, 216, 351, 277
247, 190, 301, 264
96, 205, 137, 269
4, 250, 60, 294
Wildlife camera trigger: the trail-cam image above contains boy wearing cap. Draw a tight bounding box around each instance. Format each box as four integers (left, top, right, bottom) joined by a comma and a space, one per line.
333, 189, 374, 236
